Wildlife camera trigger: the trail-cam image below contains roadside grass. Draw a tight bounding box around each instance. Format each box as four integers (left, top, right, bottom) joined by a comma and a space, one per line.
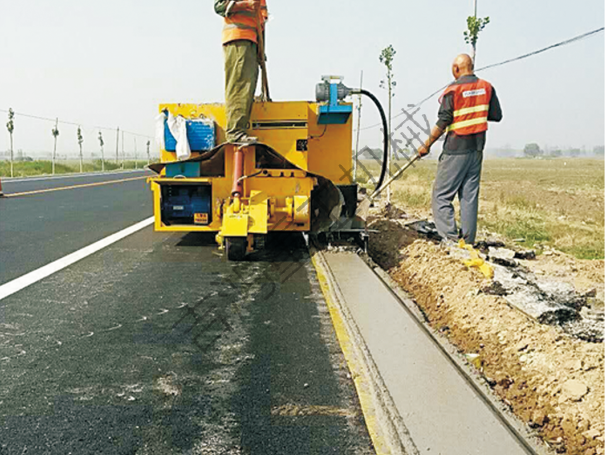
0, 160, 150, 178
358, 158, 604, 260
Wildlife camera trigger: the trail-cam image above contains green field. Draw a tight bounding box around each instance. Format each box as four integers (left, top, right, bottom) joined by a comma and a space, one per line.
358, 158, 605, 259
0, 160, 150, 178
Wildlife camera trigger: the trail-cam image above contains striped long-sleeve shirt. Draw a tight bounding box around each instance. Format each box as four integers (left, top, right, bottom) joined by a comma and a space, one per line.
214, 0, 229, 16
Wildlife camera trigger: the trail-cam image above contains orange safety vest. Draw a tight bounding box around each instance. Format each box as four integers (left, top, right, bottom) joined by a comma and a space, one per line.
222, 0, 268, 45
441, 78, 493, 136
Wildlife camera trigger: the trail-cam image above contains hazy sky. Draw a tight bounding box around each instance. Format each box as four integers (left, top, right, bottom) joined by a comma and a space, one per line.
0, 0, 603, 156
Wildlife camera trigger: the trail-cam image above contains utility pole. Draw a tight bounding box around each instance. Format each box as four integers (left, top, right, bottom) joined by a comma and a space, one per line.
354, 70, 363, 183
146, 140, 151, 165
473, 0, 478, 63
121, 130, 125, 169
115, 127, 120, 164
134, 137, 138, 169
52, 119, 59, 175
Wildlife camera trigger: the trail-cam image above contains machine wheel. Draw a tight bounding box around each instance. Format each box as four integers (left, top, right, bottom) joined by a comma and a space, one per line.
226, 237, 247, 261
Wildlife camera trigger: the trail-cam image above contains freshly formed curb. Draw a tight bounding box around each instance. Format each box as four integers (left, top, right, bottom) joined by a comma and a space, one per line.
310, 246, 420, 455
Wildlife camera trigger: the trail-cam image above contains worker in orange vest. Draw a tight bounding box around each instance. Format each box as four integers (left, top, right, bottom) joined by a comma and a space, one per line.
215, 0, 269, 144
417, 54, 502, 244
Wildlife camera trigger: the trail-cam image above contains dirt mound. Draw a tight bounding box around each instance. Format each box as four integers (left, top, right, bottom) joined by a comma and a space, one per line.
378, 238, 604, 454
366, 207, 418, 270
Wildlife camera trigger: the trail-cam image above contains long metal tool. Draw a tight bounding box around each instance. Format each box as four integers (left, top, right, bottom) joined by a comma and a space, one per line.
356, 153, 421, 221
256, 4, 271, 102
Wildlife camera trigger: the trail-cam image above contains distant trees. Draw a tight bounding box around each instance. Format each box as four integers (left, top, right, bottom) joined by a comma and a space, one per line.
52, 119, 59, 175
523, 143, 543, 158
98, 131, 105, 171
534, 146, 604, 158
77, 126, 84, 173
569, 148, 581, 157
6, 108, 14, 177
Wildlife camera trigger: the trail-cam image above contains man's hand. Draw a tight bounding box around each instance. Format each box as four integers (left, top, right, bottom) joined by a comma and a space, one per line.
417, 125, 445, 158
417, 144, 430, 157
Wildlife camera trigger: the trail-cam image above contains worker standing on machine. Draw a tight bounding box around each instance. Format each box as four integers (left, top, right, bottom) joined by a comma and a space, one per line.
214, 0, 269, 144
417, 54, 502, 245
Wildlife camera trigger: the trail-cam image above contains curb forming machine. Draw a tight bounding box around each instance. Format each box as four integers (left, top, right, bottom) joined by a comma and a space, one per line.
149, 78, 388, 260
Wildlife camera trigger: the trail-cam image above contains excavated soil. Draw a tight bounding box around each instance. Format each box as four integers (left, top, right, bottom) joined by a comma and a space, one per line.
367, 210, 605, 455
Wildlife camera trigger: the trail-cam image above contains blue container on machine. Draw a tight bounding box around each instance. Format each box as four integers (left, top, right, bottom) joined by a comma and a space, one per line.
161, 185, 212, 225
164, 118, 215, 152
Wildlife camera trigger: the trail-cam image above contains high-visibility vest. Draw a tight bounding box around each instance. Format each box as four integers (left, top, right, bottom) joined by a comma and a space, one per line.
222, 0, 268, 45
441, 78, 493, 136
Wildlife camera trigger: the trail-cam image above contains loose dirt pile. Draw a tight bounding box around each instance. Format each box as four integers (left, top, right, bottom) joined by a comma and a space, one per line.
367, 209, 604, 455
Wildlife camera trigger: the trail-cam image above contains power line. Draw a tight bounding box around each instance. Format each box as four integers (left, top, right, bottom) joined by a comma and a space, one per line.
0, 108, 152, 139
359, 26, 605, 131
477, 26, 603, 73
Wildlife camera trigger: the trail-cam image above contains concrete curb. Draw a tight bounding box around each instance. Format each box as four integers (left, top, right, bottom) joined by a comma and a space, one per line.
310, 246, 420, 455
367, 259, 551, 455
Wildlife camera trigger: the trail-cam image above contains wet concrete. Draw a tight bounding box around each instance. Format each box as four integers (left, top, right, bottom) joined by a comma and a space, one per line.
0, 230, 374, 454
323, 252, 534, 455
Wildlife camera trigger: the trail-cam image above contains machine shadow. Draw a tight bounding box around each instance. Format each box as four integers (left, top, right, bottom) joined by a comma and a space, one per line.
175, 232, 218, 247
247, 232, 308, 263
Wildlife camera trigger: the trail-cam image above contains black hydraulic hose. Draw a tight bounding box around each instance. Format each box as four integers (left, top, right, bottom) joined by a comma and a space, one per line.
352, 89, 389, 191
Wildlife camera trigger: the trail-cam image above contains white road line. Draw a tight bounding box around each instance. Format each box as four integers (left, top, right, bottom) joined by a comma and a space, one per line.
0, 217, 154, 302
4, 169, 149, 183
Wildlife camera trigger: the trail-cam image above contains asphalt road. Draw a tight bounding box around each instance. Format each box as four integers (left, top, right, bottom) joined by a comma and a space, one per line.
0, 172, 374, 454
0, 171, 152, 285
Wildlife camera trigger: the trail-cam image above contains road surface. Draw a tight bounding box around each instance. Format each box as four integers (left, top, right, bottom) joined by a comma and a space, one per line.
0, 172, 374, 454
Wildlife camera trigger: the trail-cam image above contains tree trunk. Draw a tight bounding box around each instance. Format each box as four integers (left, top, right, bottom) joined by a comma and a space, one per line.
9, 134, 14, 178
386, 73, 392, 205
52, 137, 57, 175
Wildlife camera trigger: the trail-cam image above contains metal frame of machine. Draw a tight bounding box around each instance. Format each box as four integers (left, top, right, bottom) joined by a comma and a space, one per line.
148, 91, 360, 260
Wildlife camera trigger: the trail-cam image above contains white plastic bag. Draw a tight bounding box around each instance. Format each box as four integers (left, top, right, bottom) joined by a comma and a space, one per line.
155, 112, 167, 151
166, 112, 191, 161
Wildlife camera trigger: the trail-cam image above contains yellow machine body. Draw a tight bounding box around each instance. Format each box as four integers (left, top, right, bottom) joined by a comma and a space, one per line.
148, 101, 353, 251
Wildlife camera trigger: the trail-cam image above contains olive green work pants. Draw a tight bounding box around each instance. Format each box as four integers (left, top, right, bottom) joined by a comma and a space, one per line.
224, 40, 259, 142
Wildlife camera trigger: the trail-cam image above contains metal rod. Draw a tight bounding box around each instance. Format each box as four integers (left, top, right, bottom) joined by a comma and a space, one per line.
472, 0, 478, 64
369, 154, 420, 201
115, 127, 120, 164
255, 5, 270, 102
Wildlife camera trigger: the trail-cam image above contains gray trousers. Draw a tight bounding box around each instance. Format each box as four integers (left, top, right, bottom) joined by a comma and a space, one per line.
432, 151, 483, 244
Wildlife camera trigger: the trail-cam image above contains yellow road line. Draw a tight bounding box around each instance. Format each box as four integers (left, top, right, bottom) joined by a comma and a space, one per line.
2, 176, 148, 198
310, 250, 389, 455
